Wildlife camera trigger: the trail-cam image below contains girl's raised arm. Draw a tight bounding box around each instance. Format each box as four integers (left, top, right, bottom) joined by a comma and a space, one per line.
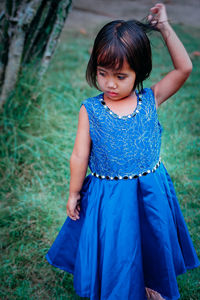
149, 3, 192, 108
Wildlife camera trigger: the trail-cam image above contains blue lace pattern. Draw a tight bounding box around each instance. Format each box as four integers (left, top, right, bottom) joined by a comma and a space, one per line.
81, 88, 163, 177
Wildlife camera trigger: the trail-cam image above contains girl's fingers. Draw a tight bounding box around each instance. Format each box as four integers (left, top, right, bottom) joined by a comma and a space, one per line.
149, 3, 168, 27
152, 3, 164, 9
150, 3, 164, 15
75, 208, 80, 216
66, 198, 81, 220
69, 214, 79, 221
147, 14, 153, 22
76, 200, 81, 210
150, 7, 159, 13
145, 288, 151, 298
70, 209, 80, 221
67, 207, 78, 220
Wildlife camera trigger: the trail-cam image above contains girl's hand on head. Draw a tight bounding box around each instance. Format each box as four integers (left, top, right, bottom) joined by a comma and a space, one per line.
66, 194, 81, 221
148, 3, 169, 30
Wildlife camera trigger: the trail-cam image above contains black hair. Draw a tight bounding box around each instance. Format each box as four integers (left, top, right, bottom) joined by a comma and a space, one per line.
86, 19, 159, 93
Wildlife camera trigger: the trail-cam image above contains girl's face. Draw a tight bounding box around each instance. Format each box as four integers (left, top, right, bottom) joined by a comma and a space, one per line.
96, 60, 136, 101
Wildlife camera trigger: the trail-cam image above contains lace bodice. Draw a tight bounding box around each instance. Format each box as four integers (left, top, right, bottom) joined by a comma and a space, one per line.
81, 88, 163, 177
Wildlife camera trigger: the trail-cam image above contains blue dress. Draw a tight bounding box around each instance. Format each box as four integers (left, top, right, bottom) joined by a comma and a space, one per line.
46, 88, 200, 300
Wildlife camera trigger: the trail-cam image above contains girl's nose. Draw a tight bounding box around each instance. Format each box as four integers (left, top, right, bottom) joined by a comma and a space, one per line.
107, 79, 117, 89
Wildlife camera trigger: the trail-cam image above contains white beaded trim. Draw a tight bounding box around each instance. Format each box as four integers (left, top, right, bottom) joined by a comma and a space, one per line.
100, 91, 142, 120
91, 158, 161, 180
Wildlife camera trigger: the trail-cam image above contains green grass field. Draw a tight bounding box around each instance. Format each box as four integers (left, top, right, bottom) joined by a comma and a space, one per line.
0, 23, 200, 299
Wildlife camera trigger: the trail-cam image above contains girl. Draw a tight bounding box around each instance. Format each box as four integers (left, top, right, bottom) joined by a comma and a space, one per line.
46, 3, 200, 300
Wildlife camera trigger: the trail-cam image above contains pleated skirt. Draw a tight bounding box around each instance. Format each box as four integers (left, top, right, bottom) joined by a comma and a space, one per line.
46, 162, 200, 300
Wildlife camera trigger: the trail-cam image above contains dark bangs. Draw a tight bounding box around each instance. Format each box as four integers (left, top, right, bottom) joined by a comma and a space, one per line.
86, 19, 157, 92
96, 41, 125, 72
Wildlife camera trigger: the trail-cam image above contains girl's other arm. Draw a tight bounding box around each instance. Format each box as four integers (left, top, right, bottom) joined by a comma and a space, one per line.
150, 3, 192, 108
67, 105, 91, 220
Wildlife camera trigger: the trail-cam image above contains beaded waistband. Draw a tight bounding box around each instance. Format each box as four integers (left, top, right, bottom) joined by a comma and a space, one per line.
91, 158, 161, 180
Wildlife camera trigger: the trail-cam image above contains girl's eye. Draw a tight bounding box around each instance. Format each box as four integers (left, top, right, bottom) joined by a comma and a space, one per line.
117, 75, 126, 80
99, 72, 105, 77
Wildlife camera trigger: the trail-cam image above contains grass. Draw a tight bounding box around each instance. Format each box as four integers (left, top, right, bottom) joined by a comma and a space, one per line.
0, 23, 200, 299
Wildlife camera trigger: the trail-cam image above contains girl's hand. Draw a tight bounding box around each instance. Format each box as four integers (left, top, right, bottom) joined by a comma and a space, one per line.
148, 3, 169, 30
66, 194, 81, 221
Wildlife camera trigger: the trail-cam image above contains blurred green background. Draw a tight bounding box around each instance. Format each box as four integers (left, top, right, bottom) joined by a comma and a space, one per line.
0, 6, 200, 300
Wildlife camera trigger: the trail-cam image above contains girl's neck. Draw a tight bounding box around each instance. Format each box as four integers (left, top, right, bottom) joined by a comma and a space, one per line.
103, 91, 138, 117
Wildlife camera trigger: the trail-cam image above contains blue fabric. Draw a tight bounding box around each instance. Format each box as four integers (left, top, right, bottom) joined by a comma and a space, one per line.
46, 88, 200, 300
81, 88, 162, 177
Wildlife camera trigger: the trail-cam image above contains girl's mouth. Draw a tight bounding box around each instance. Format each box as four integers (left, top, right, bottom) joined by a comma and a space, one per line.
107, 91, 118, 97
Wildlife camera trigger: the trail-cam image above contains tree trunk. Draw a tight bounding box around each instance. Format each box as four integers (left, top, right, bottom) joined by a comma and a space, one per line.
0, 0, 73, 108
39, 0, 72, 77
0, 27, 25, 104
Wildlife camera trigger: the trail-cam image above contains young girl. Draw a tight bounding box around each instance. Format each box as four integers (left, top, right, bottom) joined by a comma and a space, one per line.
46, 3, 200, 300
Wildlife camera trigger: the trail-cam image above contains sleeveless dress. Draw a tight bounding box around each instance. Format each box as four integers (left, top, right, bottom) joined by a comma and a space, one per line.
46, 88, 200, 300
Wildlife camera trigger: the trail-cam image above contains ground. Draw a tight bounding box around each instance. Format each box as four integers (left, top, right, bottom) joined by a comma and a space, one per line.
65, 0, 200, 32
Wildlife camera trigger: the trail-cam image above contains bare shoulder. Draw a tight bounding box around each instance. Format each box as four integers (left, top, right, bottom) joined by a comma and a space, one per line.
75, 105, 90, 137
80, 103, 88, 116
72, 104, 91, 157
79, 104, 90, 126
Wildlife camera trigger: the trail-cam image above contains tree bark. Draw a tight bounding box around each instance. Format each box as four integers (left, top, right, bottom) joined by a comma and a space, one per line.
0, 0, 73, 108
0, 0, 42, 106
39, 0, 72, 77
22, 2, 52, 64
0, 27, 25, 104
